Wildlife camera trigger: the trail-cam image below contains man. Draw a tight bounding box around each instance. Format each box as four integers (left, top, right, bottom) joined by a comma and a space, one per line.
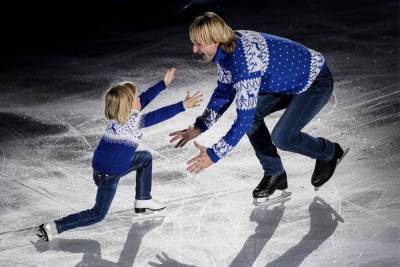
169, 12, 348, 202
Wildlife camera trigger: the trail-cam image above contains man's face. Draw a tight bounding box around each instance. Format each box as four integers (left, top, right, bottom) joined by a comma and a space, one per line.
192, 42, 219, 63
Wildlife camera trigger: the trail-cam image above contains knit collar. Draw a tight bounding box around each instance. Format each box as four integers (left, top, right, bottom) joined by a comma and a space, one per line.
212, 47, 228, 64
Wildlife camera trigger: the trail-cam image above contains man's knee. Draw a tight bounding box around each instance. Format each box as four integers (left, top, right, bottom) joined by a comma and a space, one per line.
271, 128, 295, 151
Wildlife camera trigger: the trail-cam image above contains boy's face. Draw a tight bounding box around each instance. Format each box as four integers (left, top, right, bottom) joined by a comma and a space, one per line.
131, 94, 141, 111
192, 42, 219, 63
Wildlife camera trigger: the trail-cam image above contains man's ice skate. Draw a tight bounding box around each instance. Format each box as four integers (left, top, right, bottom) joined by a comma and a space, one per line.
36, 222, 58, 242
252, 172, 291, 206
132, 199, 166, 221
312, 143, 350, 191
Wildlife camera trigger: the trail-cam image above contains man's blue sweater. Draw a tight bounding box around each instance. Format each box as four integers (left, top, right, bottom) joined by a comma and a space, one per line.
194, 30, 326, 163
92, 81, 185, 175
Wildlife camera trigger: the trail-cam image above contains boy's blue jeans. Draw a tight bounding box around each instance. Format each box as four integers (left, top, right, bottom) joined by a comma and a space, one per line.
246, 64, 335, 176
55, 151, 153, 234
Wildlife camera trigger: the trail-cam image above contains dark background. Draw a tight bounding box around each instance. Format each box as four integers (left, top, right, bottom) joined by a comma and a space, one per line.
2, 0, 398, 55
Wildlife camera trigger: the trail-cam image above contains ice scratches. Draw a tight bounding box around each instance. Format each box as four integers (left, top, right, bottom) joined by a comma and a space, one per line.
13, 180, 78, 213
330, 180, 343, 251
327, 91, 338, 115
327, 112, 400, 138
0, 145, 6, 177
0, 259, 36, 267
333, 86, 399, 114
0, 112, 68, 141
189, 194, 214, 245
341, 197, 398, 227
0, 193, 9, 212
73, 116, 104, 130
374, 188, 389, 208
334, 81, 398, 107
310, 86, 400, 136
51, 115, 93, 150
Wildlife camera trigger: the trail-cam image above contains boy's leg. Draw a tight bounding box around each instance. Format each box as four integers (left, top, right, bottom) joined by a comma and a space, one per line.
127, 151, 153, 200
55, 172, 120, 234
246, 93, 291, 176
271, 65, 335, 161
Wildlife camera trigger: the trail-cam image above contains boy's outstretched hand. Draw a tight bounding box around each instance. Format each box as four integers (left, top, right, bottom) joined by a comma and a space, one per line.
183, 91, 203, 109
163, 68, 176, 86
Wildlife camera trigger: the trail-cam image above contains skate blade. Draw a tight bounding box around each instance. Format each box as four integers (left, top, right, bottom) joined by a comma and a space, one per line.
337, 147, 350, 166
132, 209, 166, 222
253, 190, 291, 206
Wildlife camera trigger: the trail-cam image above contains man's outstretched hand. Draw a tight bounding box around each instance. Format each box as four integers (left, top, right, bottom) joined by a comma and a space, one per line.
186, 142, 213, 174
169, 125, 201, 148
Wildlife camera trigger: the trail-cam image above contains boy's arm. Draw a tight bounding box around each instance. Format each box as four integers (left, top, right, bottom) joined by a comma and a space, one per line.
139, 80, 166, 109
141, 102, 185, 128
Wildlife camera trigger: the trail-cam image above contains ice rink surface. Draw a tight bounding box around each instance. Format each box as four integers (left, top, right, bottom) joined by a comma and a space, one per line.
0, 0, 399, 266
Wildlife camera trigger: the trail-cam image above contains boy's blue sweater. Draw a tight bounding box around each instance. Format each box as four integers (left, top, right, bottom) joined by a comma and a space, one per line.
92, 81, 185, 175
194, 30, 326, 163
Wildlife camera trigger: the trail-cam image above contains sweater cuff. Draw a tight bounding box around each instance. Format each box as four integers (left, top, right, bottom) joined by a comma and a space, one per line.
177, 101, 185, 112
194, 118, 208, 133
158, 80, 167, 90
207, 148, 221, 163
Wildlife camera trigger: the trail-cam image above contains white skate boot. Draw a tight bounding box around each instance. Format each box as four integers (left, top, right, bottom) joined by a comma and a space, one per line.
36, 221, 58, 241
133, 199, 166, 221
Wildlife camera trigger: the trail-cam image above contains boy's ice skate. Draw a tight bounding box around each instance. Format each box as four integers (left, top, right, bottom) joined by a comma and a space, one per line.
252, 172, 291, 206
133, 199, 166, 221
36, 222, 58, 242
312, 143, 350, 191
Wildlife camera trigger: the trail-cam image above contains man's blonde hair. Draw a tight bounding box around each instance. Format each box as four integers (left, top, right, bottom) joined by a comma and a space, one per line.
104, 82, 137, 124
189, 12, 236, 53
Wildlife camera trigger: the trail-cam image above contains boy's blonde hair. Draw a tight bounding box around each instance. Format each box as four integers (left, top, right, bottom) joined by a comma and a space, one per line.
189, 12, 236, 53
104, 82, 137, 124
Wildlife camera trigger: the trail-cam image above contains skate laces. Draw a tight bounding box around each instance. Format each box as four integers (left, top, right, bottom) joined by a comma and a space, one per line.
267, 175, 278, 188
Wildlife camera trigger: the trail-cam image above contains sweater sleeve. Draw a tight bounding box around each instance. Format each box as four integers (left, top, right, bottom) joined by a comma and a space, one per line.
141, 101, 185, 128
139, 80, 166, 109
207, 73, 261, 163
194, 65, 236, 132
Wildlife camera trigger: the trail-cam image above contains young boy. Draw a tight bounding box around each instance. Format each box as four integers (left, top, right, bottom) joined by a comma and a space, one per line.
37, 68, 203, 241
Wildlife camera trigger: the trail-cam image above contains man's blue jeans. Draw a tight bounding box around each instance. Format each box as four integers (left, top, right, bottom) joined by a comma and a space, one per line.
55, 151, 153, 234
246, 64, 335, 176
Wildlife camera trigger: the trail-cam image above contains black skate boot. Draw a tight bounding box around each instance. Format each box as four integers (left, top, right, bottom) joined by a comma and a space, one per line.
311, 143, 349, 190
253, 172, 291, 206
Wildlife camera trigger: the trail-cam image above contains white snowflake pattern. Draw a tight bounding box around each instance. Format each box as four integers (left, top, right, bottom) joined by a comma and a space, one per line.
237, 30, 269, 73
212, 138, 233, 158
297, 49, 326, 94
103, 112, 143, 146
234, 78, 260, 110
217, 64, 232, 84
202, 108, 220, 128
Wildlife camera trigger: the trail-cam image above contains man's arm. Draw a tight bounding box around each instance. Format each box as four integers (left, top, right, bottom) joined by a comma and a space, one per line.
169, 65, 235, 148
207, 75, 261, 162
194, 81, 236, 133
